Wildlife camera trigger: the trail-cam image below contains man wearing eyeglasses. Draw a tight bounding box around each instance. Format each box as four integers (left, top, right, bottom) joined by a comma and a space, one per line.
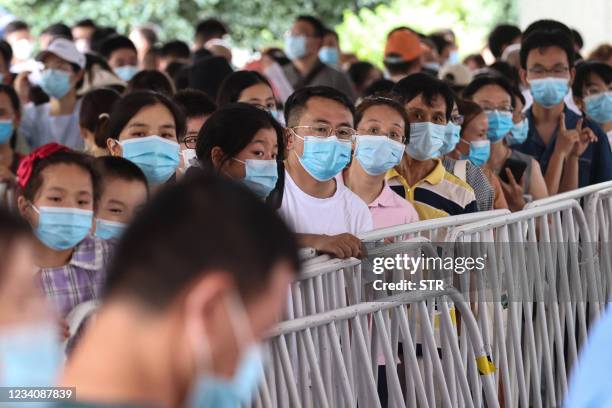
517, 24, 612, 194
279, 86, 372, 259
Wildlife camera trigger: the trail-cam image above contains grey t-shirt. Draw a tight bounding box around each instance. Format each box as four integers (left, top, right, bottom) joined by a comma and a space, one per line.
443, 157, 495, 211
282, 60, 358, 102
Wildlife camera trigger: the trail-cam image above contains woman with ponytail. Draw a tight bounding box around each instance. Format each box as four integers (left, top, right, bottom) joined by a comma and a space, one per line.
78, 87, 121, 157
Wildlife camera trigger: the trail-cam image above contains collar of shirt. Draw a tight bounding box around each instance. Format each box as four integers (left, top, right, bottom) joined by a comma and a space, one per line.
69, 236, 107, 271
386, 158, 445, 187
368, 181, 400, 208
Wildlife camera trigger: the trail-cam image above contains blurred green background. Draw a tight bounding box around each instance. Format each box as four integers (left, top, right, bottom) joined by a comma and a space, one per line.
0, 0, 517, 63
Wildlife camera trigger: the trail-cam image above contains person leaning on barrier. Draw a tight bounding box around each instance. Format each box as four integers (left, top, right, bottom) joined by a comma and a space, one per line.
58, 171, 300, 408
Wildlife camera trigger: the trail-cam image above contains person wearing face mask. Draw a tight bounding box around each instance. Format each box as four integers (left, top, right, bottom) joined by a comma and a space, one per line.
4, 20, 33, 65
195, 103, 284, 207
217, 71, 283, 123
342, 97, 419, 228
388, 73, 477, 220
0, 86, 28, 186
280, 86, 371, 259
93, 156, 149, 241
572, 62, 612, 144
517, 25, 612, 194
383, 28, 423, 83
78, 87, 121, 157
102, 91, 184, 188
99, 35, 140, 82
282, 15, 357, 102
18, 38, 86, 150
0, 208, 64, 393
464, 75, 548, 210
16, 144, 112, 318
57, 171, 300, 408
319, 28, 341, 68
173, 89, 217, 175
0, 40, 13, 87
72, 19, 97, 54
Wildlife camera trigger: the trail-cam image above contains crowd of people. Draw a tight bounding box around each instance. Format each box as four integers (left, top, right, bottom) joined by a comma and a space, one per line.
0, 11, 610, 408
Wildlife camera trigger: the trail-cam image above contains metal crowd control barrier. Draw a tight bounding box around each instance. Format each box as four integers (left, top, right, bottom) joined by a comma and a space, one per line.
584, 186, 612, 302
525, 181, 612, 209
257, 289, 499, 408
445, 199, 601, 408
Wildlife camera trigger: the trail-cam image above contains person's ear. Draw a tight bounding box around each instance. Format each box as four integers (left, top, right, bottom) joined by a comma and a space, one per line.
569, 66, 576, 87
211, 147, 225, 170
284, 128, 295, 151
107, 138, 122, 157
17, 196, 35, 226
519, 68, 528, 88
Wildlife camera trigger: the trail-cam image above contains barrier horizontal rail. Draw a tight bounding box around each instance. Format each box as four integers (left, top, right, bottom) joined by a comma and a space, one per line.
525, 180, 612, 209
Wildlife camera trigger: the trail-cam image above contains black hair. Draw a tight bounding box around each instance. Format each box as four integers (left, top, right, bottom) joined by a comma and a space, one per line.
173, 89, 217, 119
284, 85, 355, 127
0, 207, 31, 284
463, 54, 486, 69
165, 61, 186, 82
488, 24, 521, 59
195, 18, 228, 42
192, 47, 213, 63
488, 61, 521, 88
384, 59, 421, 76
216, 71, 273, 106
102, 91, 186, 142
104, 170, 299, 308
99, 35, 137, 60
322, 27, 339, 41
428, 33, 452, 56
520, 29, 575, 69
523, 19, 572, 39
90, 27, 118, 54
0, 40, 13, 66
79, 88, 121, 148
355, 96, 411, 143
571, 28, 583, 50
94, 156, 149, 199
463, 74, 515, 108
187, 56, 233, 100
572, 61, 612, 98
74, 19, 96, 29
20, 150, 100, 210
263, 48, 290, 66
4, 20, 29, 36
0, 85, 20, 149
392, 73, 454, 121
160, 40, 190, 60
296, 15, 325, 38
196, 103, 285, 170
348, 61, 376, 91
41, 23, 73, 40
126, 70, 175, 97
457, 99, 485, 137
510, 85, 526, 106
363, 79, 395, 98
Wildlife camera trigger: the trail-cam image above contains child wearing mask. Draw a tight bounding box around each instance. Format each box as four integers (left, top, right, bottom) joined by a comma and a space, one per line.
342, 97, 419, 228
78, 87, 121, 157
93, 156, 149, 241
196, 103, 284, 208
18, 38, 86, 149
217, 71, 283, 123
101, 91, 185, 188
16, 143, 112, 318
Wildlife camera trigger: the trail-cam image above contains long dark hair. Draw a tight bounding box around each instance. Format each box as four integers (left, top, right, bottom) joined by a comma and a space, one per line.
216, 70, 274, 107
0, 85, 21, 149
79, 87, 121, 148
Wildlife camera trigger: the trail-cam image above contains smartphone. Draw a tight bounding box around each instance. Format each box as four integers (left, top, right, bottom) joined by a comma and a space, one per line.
499, 158, 527, 184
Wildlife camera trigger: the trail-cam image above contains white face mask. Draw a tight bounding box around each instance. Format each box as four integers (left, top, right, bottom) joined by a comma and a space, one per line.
180, 149, 198, 173
75, 39, 90, 53
11, 38, 33, 61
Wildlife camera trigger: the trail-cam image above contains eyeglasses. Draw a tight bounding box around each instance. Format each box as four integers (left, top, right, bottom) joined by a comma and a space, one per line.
356, 128, 405, 143
291, 125, 356, 141
451, 114, 464, 125
527, 66, 570, 77
481, 106, 514, 115
183, 135, 198, 149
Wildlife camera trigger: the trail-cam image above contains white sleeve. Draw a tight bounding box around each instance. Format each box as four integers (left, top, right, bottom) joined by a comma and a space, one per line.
354, 200, 373, 235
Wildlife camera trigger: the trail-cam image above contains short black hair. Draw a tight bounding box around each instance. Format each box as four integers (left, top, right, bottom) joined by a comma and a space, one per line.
284, 86, 355, 127
488, 61, 521, 88
160, 40, 190, 60
103, 171, 300, 309
348, 61, 376, 90
383, 59, 420, 76
165, 61, 186, 82
195, 18, 228, 42
296, 15, 325, 38
428, 33, 452, 56
523, 19, 572, 39
322, 27, 339, 41
572, 61, 612, 98
4, 20, 29, 36
73, 19, 96, 29
41, 23, 73, 40
488, 24, 521, 59
0, 40, 13, 66
187, 56, 234, 100
94, 156, 149, 199
463, 74, 516, 108
216, 70, 273, 106
90, 26, 118, 54
99, 35, 137, 60
463, 54, 486, 69
392, 73, 454, 121
363, 79, 395, 98
520, 29, 575, 69
571, 28, 583, 50
355, 96, 410, 143
173, 88, 217, 119
126, 70, 175, 97
79, 88, 121, 148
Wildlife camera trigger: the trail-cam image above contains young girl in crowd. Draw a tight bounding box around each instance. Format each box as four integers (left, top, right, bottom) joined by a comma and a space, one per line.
102, 91, 185, 187
93, 156, 149, 240
16, 144, 112, 318
78, 87, 121, 157
463, 75, 548, 210
342, 97, 419, 228
195, 102, 284, 207
0, 85, 26, 207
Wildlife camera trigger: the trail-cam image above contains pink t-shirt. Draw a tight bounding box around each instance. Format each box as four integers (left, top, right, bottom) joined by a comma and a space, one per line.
368, 181, 419, 229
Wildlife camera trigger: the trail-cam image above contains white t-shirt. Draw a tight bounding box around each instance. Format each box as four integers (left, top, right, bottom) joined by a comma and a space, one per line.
20, 100, 83, 150
278, 170, 373, 236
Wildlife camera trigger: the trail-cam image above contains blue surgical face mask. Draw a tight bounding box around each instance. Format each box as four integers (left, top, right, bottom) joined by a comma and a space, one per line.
448, 50, 460, 65
94, 218, 127, 240
0, 119, 13, 144
233, 158, 278, 199
486, 110, 514, 143
440, 122, 461, 155
0, 323, 63, 389
270, 109, 285, 126
318, 46, 339, 66
296, 135, 351, 181
506, 118, 529, 146
406, 122, 446, 161
585, 91, 612, 125
121, 135, 180, 185
115, 65, 139, 82
460, 139, 490, 167
423, 62, 440, 72
32, 206, 93, 250
529, 77, 569, 108
354, 135, 405, 175
40, 68, 72, 99
284, 35, 307, 60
